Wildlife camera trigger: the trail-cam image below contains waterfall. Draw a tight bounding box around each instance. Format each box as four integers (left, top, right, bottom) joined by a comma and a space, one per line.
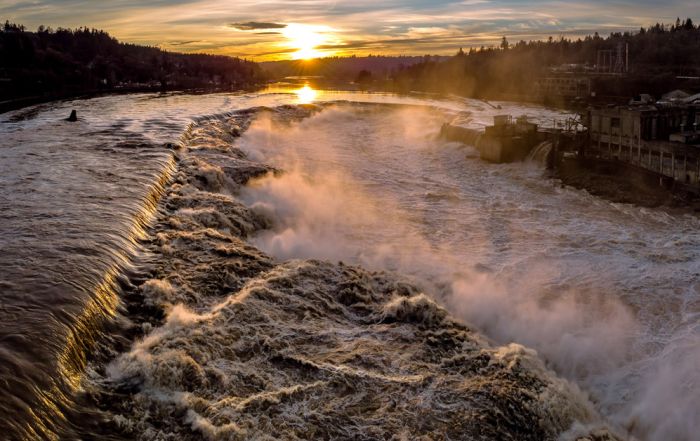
527, 141, 553, 164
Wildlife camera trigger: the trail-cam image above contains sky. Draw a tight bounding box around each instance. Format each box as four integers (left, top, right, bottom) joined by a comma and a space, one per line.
2, 0, 699, 61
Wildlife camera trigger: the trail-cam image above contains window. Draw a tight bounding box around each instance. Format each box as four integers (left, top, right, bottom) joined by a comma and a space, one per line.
611, 118, 621, 129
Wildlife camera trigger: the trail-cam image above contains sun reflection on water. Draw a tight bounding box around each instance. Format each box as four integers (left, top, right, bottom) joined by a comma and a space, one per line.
296, 85, 317, 104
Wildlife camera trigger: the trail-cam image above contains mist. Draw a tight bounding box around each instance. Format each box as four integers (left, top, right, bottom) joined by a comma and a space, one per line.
230, 103, 700, 440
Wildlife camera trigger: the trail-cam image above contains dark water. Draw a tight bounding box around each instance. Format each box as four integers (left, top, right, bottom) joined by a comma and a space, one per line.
1, 89, 696, 440
0, 115, 175, 438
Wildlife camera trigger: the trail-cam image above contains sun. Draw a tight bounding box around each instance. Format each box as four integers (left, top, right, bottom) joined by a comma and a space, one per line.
283, 24, 328, 60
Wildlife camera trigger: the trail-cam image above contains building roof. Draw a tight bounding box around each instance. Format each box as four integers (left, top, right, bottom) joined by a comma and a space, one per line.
662, 89, 690, 101
683, 93, 700, 104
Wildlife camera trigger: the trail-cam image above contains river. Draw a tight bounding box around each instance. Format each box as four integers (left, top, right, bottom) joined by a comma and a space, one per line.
0, 85, 697, 440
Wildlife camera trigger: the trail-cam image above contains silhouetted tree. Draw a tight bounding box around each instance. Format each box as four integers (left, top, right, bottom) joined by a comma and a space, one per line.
500, 37, 510, 50
390, 18, 700, 99
0, 23, 265, 101
355, 69, 373, 85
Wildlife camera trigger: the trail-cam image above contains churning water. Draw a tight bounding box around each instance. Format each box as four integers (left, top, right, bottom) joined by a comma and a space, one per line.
0, 87, 698, 440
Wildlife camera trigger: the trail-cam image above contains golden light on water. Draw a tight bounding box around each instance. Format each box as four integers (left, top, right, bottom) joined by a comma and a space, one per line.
296, 84, 317, 103
283, 24, 329, 60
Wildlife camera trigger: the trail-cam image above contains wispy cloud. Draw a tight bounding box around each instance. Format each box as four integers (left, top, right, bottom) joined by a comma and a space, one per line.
229, 21, 287, 30
168, 40, 203, 46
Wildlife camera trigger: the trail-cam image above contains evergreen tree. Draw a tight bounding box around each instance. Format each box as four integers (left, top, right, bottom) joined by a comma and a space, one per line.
500, 37, 510, 50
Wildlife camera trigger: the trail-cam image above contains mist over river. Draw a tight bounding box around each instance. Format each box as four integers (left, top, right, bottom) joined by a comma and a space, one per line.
1, 86, 698, 440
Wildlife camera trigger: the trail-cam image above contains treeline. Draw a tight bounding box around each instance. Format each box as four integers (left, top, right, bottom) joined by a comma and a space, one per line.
0, 21, 266, 104
260, 55, 446, 82
389, 18, 700, 101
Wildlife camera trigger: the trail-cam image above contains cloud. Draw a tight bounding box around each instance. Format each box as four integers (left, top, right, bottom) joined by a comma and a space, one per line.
230, 21, 287, 31
168, 40, 203, 46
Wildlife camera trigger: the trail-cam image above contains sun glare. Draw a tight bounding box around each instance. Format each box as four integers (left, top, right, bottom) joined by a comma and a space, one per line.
283, 24, 328, 60
295, 84, 317, 104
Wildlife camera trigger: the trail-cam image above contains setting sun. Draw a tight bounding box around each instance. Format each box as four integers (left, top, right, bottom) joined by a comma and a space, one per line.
282, 24, 329, 60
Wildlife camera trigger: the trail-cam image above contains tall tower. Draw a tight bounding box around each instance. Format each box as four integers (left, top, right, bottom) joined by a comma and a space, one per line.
613, 42, 628, 74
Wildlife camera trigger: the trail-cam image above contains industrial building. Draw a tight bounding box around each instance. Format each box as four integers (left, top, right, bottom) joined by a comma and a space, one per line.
536, 75, 592, 100
585, 100, 700, 188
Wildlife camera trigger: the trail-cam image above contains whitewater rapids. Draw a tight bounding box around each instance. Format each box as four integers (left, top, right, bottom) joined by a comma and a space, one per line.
99, 104, 615, 441
1, 89, 698, 440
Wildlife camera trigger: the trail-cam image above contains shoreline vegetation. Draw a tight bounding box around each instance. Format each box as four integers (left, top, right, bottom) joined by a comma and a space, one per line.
0, 21, 266, 113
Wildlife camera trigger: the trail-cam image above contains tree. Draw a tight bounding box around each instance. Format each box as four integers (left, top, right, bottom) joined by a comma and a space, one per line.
500, 36, 510, 50
355, 69, 372, 85
0, 22, 265, 100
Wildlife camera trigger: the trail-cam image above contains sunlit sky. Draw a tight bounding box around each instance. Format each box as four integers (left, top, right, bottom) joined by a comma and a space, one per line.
2, 1, 699, 61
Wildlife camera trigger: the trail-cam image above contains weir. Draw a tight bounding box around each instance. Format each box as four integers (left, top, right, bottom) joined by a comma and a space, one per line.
440, 115, 578, 166
0, 105, 180, 439
442, 104, 700, 198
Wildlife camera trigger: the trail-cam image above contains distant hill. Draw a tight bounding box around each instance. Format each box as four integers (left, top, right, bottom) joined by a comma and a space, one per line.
0, 21, 265, 107
260, 55, 449, 82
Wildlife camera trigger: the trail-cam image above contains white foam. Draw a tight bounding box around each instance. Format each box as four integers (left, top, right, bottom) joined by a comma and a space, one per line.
231, 103, 700, 440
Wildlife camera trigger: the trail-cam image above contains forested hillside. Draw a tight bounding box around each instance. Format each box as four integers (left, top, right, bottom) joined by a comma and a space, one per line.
390, 18, 700, 100
261, 55, 447, 82
0, 21, 265, 104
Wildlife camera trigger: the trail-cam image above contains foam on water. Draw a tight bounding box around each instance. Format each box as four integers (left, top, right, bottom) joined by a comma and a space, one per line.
3, 88, 694, 440
229, 103, 700, 440
98, 107, 616, 440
